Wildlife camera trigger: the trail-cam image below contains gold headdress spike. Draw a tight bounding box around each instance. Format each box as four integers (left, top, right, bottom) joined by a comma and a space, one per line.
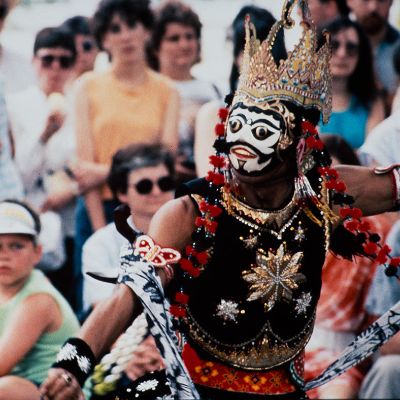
234, 0, 332, 123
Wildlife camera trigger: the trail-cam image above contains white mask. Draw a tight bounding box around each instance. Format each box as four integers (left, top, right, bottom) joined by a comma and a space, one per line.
226, 106, 285, 174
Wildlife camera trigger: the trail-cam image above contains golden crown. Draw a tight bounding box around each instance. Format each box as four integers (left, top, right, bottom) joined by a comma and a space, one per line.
233, 0, 332, 123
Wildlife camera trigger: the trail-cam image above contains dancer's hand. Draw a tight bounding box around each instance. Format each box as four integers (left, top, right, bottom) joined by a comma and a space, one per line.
124, 336, 165, 381
40, 368, 84, 400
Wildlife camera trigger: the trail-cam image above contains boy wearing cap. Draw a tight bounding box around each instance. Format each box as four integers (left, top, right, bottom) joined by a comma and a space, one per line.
0, 200, 79, 399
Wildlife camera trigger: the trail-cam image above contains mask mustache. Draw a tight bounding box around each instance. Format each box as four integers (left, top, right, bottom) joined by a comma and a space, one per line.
226, 140, 272, 165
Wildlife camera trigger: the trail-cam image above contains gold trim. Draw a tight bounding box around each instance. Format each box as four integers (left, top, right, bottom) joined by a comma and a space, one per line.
222, 188, 298, 231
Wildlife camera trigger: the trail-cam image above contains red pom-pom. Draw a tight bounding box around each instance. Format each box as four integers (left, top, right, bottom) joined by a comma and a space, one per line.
389, 257, 400, 267
170, 304, 186, 318
195, 251, 209, 265
195, 216, 206, 227
301, 121, 318, 135
207, 220, 218, 234
175, 292, 189, 304
218, 108, 229, 121
327, 168, 339, 179
358, 221, 371, 232
325, 179, 337, 190
306, 136, 317, 148
209, 205, 223, 217
215, 123, 225, 137
363, 242, 378, 255
376, 249, 389, 264
340, 207, 352, 218
344, 219, 359, 232
180, 258, 194, 271
334, 181, 346, 193
314, 139, 324, 150
212, 172, 225, 185
350, 207, 363, 219
209, 155, 226, 169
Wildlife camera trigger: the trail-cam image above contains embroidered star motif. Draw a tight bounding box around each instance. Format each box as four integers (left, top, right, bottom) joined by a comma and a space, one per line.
294, 226, 306, 242
294, 292, 312, 316
242, 244, 306, 311
216, 299, 240, 322
242, 234, 259, 249
136, 379, 159, 392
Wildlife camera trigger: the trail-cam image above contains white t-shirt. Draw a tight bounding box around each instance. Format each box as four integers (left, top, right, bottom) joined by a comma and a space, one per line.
358, 113, 400, 166
82, 219, 136, 312
7, 85, 76, 237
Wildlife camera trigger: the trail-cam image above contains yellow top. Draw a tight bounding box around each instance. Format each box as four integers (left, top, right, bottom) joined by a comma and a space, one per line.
84, 68, 175, 198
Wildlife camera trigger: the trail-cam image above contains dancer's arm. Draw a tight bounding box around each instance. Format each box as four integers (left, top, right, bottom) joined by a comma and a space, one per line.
334, 165, 394, 216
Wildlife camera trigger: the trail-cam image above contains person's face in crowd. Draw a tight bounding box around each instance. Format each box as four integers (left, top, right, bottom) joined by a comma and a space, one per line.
119, 164, 175, 219
307, 0, 340, 27
33, 46, 75, 94
330, 27, 360, 79
74, 34, 98, 75
0, 234, 42, 289
347, 0, 393, 35
158, 22, 199, 71
102, 13, 149, 64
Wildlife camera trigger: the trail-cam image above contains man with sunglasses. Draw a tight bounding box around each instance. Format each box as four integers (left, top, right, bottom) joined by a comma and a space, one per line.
61, 16, 99, 78
7, 26, 78, 306
0, 0, 35, 94
82, 143, 175, 317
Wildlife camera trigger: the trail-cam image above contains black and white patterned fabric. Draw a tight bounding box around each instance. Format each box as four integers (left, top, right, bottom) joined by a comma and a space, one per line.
118, 243, 200, 400
305, 300, 400, 390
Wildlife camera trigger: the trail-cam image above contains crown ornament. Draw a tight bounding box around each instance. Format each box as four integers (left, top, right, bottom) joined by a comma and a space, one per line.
233, 0, 332, 123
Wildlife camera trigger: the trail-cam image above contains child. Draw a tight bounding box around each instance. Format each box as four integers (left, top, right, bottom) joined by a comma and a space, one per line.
0, 200, 80, 399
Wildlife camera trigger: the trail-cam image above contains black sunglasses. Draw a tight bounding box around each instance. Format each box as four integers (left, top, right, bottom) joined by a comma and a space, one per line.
132, 176, 175, 195
39, 54, 75, 69
331, 39, 359, 57
82, 40, 95, 52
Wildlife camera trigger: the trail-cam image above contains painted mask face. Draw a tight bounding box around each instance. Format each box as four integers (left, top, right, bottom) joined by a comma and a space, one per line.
226, 104, 288, 175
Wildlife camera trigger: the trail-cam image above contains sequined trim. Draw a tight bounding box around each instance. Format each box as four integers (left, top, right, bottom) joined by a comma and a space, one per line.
185, 309, 315, 370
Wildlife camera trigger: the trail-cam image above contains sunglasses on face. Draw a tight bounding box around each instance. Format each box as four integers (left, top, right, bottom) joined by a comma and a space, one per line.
331, 39, 359, 57
82, 40, 95, 52
130, 176, 175, 195
108, 19, 137, 34
164, 32, 197, 43
39, 54, 75, 69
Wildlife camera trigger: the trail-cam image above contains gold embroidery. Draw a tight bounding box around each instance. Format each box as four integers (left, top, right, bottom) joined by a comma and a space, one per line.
222, 188, 298, 231
185, 310, 315, 370
242, 244, 305, 311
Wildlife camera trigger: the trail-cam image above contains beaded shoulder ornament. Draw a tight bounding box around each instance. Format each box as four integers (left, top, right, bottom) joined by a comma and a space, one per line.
169, 0, 399, 325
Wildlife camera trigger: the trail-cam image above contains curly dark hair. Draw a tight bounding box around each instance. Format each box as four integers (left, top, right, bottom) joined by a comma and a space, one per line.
319, 17, 378, 108
92, 0, 154, 50
108, 143, 175, 199
147, 0, 202, 71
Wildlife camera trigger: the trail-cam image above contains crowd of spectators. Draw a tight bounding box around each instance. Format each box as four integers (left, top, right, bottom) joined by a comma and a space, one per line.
0, 0, 400, 398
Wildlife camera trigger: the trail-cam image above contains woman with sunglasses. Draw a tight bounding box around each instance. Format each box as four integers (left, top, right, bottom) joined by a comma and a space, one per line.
82, 143, 175, 315
318, 17, 385, 149
71, 0, 179, 315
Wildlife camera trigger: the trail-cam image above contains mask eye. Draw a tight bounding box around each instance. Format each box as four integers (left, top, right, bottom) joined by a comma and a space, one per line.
252, 125, 269, 140
229, 119, 242, 133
